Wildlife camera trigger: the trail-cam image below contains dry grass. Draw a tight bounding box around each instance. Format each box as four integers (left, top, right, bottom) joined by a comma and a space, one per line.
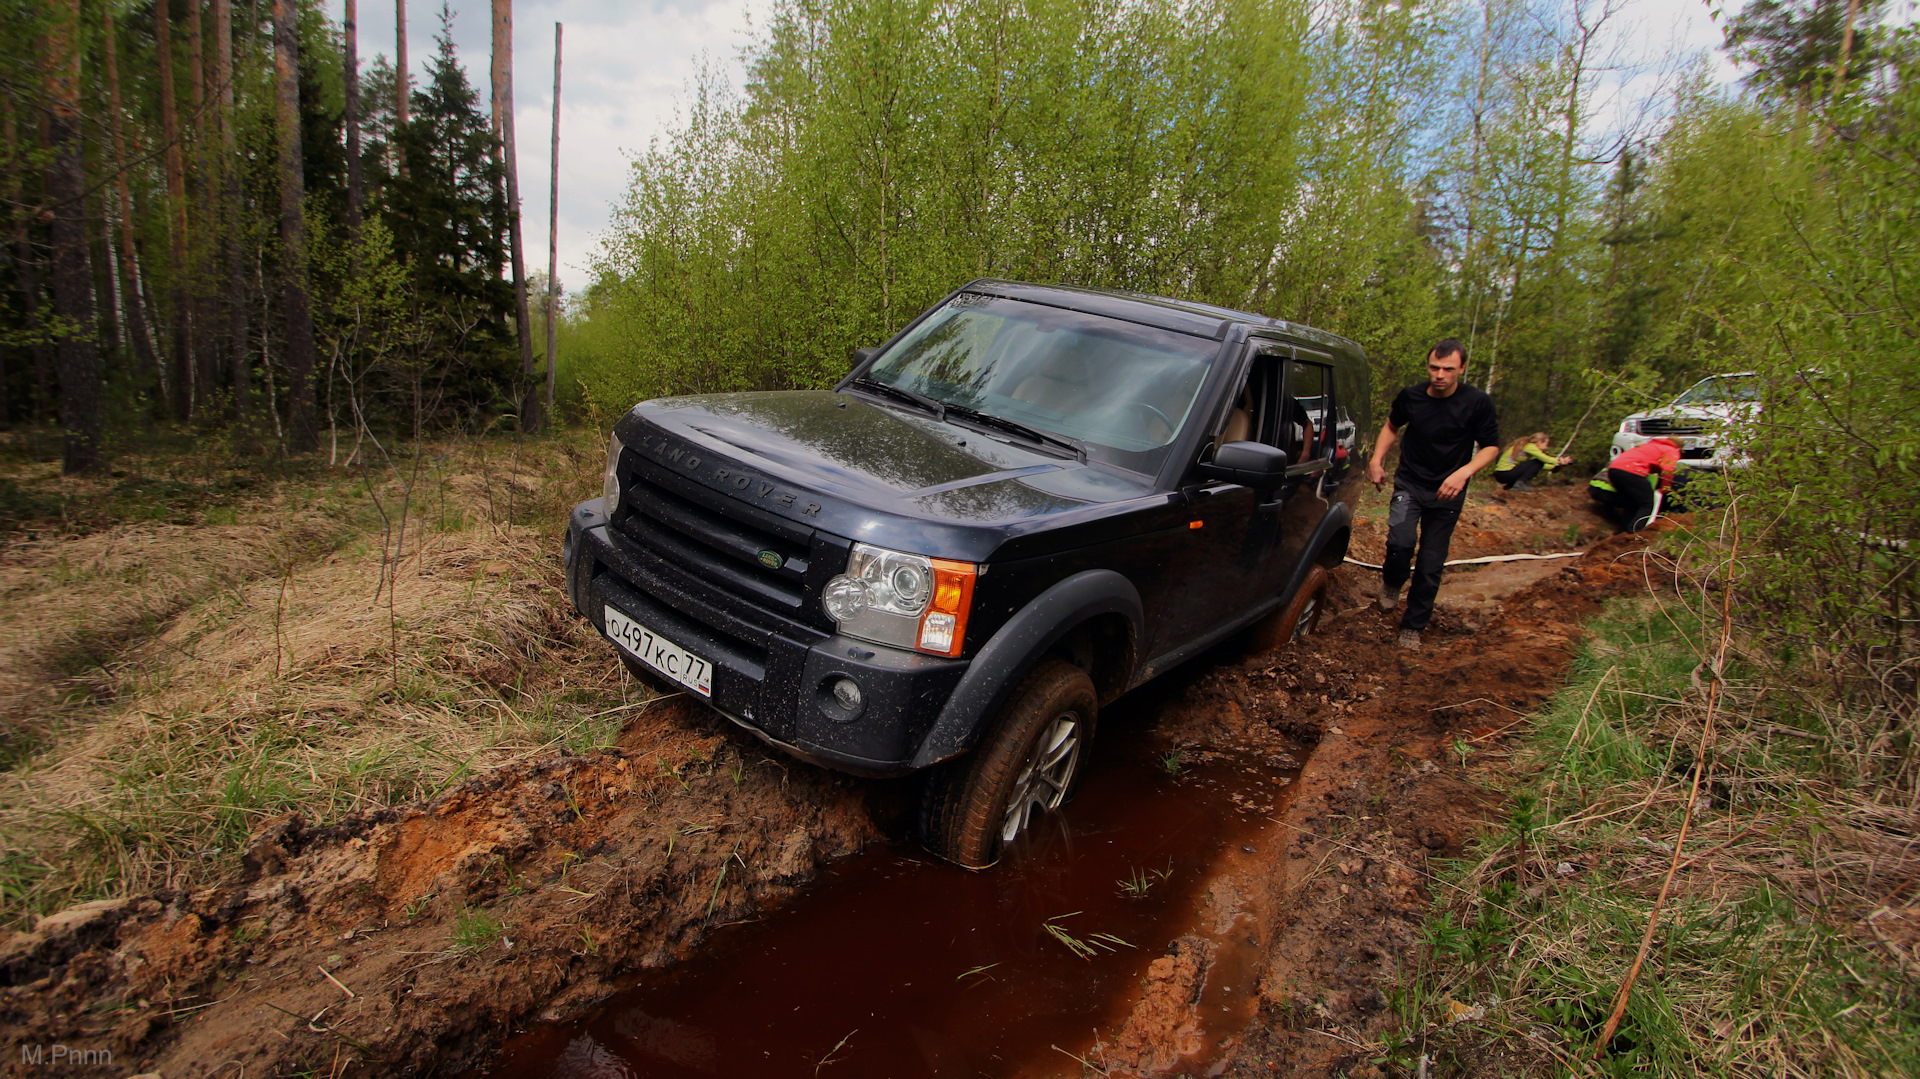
1385, 521, 1920, 1077
0, 431, 655, 926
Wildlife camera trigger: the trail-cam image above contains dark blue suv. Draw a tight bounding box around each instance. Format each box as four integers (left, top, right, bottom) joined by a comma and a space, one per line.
564, 280, 1367, 866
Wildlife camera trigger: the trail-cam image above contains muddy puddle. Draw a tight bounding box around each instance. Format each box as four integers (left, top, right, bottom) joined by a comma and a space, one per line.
481, 711, 1305, 1078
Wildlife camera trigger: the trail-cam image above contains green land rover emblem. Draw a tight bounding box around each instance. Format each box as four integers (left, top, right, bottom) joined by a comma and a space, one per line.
756, 549, 784, 570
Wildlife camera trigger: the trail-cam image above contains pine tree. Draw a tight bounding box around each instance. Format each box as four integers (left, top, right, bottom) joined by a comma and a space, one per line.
380, 4, 514, 412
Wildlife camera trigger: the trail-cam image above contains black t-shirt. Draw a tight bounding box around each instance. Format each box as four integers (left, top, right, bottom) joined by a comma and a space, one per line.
1388, 382, 1500, 492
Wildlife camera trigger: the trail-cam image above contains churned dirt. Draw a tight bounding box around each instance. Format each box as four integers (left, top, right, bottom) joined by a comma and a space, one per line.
0, 479, 1656, 1078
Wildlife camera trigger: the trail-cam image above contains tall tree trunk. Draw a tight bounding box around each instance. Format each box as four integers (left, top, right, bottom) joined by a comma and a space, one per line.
4, 92, 54, 427
395, 0, 410, 128
274, 0, 318, 451
545, 21, 562, 417
46, 0, 103, 474
344, 0, 364, 238
493, 0, 538, 431
102, 7, 166, 409
214, 0, 249, 418
156, 0, 194, 422
1835, 0, 1862, 91
188, 0, 218, 414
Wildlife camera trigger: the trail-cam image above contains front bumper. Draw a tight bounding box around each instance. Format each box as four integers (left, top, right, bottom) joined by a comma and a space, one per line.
565, 499, 968, 776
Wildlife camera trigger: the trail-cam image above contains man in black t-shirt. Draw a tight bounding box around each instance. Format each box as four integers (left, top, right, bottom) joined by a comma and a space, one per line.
1365, 339, 1501, 649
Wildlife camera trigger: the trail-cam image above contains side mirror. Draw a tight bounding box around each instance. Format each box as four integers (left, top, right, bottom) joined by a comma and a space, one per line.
1195, 441, 1290, 487
850, 346, 878, 371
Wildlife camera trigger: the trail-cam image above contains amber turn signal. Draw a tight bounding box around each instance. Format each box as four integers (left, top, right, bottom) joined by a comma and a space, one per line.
917, 559, 977, 657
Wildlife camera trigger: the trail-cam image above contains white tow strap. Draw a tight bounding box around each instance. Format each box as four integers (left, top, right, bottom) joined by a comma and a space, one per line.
1343, 550, 1587, 571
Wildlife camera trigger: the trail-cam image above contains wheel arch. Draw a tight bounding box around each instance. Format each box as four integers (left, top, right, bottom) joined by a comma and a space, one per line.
1276, 501, 1353, 611
909, 569, 1142, 769
1050, 612, 1136, 708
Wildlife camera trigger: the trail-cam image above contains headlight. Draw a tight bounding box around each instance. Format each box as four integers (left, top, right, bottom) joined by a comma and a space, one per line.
1619, 419, 1641, 436
822, 543, 977, 657
603, 431, 623, 512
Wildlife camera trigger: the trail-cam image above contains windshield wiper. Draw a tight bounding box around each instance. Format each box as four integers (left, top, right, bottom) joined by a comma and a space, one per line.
849, 376, 945, 419
943, 404, 1088, 462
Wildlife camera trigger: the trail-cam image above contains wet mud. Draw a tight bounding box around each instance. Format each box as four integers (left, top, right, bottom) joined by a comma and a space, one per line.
0, 483, 1655, 1078
484, 717, 1301, 1078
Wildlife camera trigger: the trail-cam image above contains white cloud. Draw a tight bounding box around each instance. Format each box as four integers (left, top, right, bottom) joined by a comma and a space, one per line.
327, 0, 757, 295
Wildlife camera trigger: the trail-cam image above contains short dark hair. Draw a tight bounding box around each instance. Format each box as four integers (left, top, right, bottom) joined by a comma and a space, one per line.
1430, 338, 1467, 363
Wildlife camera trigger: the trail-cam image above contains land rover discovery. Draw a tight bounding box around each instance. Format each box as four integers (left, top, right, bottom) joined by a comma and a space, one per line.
563, 280, 1368, 867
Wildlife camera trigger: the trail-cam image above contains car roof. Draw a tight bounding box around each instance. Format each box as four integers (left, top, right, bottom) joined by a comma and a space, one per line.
960, 279, 1361, 356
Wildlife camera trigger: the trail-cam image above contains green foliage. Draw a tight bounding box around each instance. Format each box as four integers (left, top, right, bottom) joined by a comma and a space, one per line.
574, 0, 1447, 414
1403, 600, 1920, 1076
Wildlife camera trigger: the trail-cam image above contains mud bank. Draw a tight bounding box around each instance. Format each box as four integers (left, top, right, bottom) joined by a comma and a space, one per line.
0, 706, 880, 1077
0, 483, 1646, 1077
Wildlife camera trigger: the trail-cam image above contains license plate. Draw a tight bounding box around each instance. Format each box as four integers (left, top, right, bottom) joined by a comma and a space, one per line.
603, 605, 712, 697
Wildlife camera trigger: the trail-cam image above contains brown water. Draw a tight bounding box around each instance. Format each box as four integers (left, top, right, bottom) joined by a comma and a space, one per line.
482, 720, 1301, 1079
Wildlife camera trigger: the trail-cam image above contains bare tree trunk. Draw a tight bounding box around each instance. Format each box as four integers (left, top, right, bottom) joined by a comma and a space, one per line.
187, 0, 218, 414
5, 93, 51, 427
395, 0, 410, 128
46, 0, 103, 473
274, 0, 318, 451
92, 186, 123, 383
1835, 0, 1862, 91
545, 21, 562, 417
102, 7, 166, 409
156, 0, 194, 422
345, 0, 364, 238
214, 0, 249, 418
493, 0, 538, 431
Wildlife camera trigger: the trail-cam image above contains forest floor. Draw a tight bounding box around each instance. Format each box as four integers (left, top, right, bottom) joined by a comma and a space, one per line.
0, 431, 1656, 1078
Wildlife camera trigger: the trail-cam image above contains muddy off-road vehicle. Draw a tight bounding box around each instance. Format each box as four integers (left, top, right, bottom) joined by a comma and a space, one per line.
564, 280, 1368, 866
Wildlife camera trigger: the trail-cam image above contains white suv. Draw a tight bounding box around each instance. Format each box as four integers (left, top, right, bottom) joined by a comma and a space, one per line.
1611, 372, 1759, 472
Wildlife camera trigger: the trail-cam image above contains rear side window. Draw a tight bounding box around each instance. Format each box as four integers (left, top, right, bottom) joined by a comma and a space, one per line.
1284, 361, 1334, 465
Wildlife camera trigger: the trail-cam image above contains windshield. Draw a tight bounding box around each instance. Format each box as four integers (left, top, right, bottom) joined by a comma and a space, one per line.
1674, 374, 1760, 406
861, 294, 1218, 474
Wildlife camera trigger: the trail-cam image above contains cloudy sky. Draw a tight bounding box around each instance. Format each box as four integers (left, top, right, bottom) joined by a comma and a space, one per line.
326, 0, 1742, 298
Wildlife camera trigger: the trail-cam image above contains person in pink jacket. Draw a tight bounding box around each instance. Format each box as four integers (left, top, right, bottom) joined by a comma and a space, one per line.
1606, 437, 1682, 532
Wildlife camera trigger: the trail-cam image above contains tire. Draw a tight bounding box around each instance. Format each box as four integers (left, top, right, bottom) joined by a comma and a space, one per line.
1251, 563, 1330, 653
920, 659, 1098, 869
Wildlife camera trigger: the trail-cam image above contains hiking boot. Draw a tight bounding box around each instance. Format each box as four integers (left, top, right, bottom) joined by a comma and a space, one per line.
1511, 482, 1535, 492
1397, 629, 1423, 650
1379, 582, 1402, 612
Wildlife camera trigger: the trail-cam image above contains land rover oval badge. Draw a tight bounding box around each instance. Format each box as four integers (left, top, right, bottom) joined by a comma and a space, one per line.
756, 549, 784, 570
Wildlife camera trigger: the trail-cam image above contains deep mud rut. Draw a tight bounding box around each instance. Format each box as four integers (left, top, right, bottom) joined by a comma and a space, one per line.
0, 484, 1660, 1078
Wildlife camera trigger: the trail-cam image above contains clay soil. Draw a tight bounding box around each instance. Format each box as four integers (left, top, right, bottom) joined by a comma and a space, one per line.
0, 480, 1652, 1078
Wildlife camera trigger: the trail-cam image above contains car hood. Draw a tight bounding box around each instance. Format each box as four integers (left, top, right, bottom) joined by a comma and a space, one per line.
614, 390, 1164, 557
1625, 402, 1756, 424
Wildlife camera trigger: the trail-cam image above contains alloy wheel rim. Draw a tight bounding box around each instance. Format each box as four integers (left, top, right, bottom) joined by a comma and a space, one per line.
999, 712, 1083, 844
1292, 593, 1320, 640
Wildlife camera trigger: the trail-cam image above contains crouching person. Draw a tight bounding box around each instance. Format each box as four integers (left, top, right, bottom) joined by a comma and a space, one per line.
1492, 432, 1571, 491
1605, 436, 1681, 532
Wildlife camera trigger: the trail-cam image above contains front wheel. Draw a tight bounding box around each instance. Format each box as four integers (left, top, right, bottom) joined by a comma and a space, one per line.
1251, 563, 1330, 653
920, 659, 1097, 869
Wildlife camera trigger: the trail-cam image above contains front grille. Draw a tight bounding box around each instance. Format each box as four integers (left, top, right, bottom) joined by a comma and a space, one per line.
1639, 418, 1703, 437
605, 447, 844, 661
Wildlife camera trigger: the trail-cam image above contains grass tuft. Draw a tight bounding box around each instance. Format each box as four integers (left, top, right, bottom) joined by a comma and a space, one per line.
1388, 595, 1920, 1077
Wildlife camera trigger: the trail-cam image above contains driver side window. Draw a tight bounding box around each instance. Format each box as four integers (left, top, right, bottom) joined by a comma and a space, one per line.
1211, 353, 1286, 456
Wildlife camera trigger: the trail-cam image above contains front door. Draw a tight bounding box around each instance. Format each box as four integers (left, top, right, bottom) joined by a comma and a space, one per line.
1146, 349, 1337, 658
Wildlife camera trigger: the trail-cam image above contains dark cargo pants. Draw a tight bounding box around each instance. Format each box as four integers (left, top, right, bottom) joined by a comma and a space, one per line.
1383, 481, 1463, 632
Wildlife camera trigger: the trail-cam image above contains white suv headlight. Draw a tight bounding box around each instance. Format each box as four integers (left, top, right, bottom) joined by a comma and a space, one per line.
823, 543, 977, 657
